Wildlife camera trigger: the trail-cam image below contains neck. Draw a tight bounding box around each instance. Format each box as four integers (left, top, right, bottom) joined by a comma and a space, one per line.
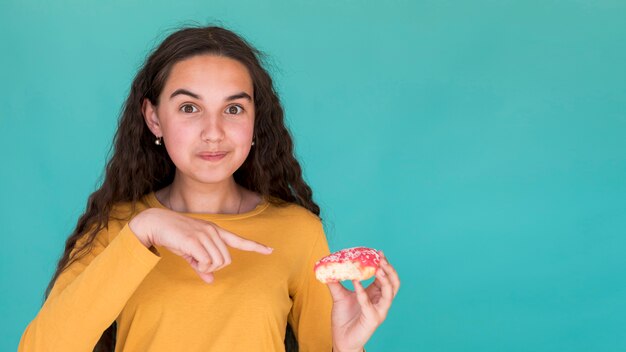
165, 173, 243, 214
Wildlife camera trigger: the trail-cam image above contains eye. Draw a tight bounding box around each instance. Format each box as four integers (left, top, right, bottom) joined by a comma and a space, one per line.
225, 105, 244, 115
180, 104, 198, 113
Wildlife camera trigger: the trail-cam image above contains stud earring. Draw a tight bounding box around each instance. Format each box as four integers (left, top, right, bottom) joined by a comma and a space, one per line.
251, 140, 255, 146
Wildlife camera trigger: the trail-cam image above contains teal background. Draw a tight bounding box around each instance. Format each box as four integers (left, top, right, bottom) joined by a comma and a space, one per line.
1, 0, 625, 351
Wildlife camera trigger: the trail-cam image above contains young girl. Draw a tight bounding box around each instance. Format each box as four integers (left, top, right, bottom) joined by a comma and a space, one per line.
18, 25, 400, 352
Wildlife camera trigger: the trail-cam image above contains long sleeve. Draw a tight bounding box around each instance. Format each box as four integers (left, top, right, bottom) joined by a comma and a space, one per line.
18, 222, 162, 351
287, 222, 334, 352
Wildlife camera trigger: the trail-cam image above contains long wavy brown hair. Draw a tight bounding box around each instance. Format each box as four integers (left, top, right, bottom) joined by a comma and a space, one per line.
43, 24, 319, 352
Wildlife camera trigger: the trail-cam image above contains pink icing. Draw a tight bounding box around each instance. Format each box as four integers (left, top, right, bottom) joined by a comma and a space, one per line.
314, 247, 380, 271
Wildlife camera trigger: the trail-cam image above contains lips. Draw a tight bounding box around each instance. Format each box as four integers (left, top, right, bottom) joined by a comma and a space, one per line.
198, 151, 228, 161
198, 151, 227, 157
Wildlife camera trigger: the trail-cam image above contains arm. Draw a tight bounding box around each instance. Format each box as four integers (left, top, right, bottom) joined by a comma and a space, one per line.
18, 222, 161, 351
287, 220, 334, 352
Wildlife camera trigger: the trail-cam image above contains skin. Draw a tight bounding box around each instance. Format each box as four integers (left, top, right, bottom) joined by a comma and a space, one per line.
129, 54, 401, 352
143, 54, 258, 214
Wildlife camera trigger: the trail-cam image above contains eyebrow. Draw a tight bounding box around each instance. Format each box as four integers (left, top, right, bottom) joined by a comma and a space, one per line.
169, 88, 252, 102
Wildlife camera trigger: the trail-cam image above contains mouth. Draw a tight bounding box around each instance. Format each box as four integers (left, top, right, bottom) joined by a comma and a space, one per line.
198, 151, 228, 161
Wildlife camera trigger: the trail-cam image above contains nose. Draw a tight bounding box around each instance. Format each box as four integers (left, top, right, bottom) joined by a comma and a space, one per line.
200, 114, 225, 143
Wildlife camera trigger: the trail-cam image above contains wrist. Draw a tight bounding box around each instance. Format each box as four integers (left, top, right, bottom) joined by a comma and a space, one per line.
129, 210, 155, 247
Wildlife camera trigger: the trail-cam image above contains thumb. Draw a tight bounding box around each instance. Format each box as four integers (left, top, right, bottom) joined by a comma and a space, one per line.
326, 281, 350, 302
197, 271, 215, 284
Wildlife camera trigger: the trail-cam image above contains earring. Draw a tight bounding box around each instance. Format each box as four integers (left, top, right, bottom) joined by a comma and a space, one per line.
251, 140, 255, 146
155, 136, 163, 146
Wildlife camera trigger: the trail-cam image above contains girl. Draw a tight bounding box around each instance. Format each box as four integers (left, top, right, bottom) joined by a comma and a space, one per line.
18, 25, 400, 352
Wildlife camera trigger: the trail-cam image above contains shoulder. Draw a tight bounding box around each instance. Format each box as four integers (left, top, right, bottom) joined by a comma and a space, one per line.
261, 199, 327, 247
108, 194, 154, 221
72, 193, 160, 255
265, 198, 322, 226
98, 194, 154, 243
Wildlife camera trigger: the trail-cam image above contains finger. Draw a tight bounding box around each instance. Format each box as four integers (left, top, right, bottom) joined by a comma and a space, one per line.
383, 265, 400, 298
353, 280, 376, 316
217, 228, 273, 255
364, 282, 380, 299
182, 254, 199, 269
182, 253, 193, 264
365, 275, 383, 301
373, 268, 393, 317
210, 233, 232, 271
353, 280, 383, 328
188, 258, 215, 283
198, 234, 224, 273
326, 281, 351, 302
382, 263, 400, 298
196, 271, 215, 284
380, 251, 400, 297
185, 238, 212, 273
369, 272, 384, 290
200, 227, 228, 272
355, 279, 388, 329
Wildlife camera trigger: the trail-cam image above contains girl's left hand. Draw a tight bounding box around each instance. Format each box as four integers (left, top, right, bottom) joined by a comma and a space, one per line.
326, 251, 400, 352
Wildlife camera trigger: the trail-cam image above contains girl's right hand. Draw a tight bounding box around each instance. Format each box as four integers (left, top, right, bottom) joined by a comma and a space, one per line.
128, 208, 273, 283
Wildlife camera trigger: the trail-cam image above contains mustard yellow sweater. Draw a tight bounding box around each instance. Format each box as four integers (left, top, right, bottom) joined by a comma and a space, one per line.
18, 192, 333, 351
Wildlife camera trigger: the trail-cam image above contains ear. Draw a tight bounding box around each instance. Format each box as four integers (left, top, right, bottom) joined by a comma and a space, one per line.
142, 98, 163, 137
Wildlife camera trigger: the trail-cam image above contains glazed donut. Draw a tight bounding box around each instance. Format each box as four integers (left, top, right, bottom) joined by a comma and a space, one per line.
314, 247, 381, 283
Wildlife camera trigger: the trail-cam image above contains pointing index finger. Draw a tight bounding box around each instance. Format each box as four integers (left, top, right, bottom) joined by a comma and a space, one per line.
217, 228, 273, 255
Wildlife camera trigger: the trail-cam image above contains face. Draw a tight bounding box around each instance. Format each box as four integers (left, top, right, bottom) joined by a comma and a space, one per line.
143, 54, 255, 186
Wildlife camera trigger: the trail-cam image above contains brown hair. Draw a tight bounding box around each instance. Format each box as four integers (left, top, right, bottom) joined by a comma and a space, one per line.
43, 24, 319, 351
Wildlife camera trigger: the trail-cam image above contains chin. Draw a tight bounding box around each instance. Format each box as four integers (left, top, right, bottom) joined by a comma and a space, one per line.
192, 168, 240, 184
176, 160, 244, 184
193, 174, 231, 184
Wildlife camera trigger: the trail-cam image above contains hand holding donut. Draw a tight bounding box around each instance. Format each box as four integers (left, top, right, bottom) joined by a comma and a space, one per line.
318, 248, 400, 352
129, 208, 273, 283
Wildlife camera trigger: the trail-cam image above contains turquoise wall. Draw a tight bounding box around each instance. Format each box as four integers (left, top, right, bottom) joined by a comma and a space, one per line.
2, 0, 625, 351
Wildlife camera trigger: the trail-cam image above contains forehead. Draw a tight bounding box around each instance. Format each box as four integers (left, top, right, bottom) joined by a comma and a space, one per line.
163, 54, 253, 97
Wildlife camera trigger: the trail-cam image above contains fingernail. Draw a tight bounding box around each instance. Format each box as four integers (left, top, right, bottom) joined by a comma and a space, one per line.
266, 247, 274, 253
